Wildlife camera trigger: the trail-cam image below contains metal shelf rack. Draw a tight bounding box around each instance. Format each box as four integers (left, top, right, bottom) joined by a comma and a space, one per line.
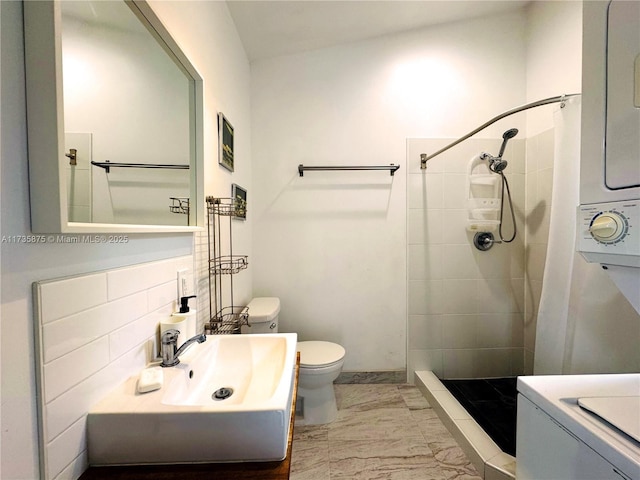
169, 197, 190, 215
206, 196, 249, 334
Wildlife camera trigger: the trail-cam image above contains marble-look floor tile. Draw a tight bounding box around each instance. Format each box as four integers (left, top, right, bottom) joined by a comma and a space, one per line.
429, 440, 482, 480
398, 384, 432, 410
329, 438, 446, 480
410, 408, 455, 441
290, 384, 480, 480
290, 427, 330, 480
335, 384, 406, 411
329, 407, 423, 441
336, 371, 407, 384
293, 424, 329, 441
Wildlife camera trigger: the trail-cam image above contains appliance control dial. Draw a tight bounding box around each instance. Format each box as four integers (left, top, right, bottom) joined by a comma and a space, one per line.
588, 211, 629, 244
578, 200, 639, 268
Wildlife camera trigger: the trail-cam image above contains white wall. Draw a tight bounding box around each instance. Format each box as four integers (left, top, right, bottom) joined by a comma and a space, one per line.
0, 1, 251, 478
525, 1, 583, 135
251, 11, 526, 373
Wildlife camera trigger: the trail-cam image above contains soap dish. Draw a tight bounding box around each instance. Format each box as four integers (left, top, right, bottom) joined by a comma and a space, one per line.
137, 366, 164, 394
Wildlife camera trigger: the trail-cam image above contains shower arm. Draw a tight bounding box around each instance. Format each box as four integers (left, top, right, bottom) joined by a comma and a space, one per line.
420, 94, 580, 168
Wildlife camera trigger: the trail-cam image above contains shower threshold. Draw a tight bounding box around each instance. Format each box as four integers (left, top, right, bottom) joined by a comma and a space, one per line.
415, 371, 516, 480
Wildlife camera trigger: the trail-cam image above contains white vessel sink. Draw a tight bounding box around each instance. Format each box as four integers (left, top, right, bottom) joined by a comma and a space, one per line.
87, 333, 298, 465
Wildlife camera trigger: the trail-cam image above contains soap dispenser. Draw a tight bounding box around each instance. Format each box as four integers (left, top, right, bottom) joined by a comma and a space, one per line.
172, 295, 197, 338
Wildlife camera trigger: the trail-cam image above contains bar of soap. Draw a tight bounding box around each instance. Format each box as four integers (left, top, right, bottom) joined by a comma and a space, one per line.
137, 366, 163, 394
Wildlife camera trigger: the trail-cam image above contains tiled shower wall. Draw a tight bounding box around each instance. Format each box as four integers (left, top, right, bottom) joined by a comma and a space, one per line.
407, 138, 526, 382
33, 255, 193, 480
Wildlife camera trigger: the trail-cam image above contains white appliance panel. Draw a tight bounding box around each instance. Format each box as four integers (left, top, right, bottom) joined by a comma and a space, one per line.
516, 375, 640, 480
580, 1, 640, 205
578, 396, 640, 443
517, 396, 629, 480
605, 1, 640, 190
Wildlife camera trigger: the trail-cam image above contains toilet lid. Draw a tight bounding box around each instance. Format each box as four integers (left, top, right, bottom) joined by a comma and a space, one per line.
297, 341, 345, 367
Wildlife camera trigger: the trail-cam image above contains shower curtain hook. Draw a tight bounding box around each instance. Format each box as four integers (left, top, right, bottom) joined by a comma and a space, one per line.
560, 94, 567, 108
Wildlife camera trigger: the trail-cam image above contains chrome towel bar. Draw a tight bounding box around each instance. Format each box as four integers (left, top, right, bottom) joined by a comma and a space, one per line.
91, 161, 189, 173
298, 164, 400, 177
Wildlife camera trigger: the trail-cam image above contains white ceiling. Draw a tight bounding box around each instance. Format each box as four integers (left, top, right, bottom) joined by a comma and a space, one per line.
226, 1, 530, 62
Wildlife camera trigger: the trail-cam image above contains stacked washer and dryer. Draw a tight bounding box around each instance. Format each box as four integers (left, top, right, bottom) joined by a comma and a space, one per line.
577, 0, 640, 307
242, 297, 346, 426
516, 2, 640, 479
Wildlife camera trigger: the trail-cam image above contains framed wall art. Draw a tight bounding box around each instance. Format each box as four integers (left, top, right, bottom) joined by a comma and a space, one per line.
231, 183, 247, 220
218, 112, 234, 172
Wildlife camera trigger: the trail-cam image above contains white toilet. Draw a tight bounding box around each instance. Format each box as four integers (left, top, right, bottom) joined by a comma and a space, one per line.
243, 297, 345, 425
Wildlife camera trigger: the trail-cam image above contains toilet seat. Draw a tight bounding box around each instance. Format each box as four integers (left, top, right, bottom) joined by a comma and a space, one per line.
297, 341, 345, 368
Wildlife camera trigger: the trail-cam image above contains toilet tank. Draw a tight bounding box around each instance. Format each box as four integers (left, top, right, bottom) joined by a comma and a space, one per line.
241, 297, 280, 334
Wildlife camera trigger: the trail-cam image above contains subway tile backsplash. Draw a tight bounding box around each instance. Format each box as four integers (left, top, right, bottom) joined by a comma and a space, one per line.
33, 255, 193, 480
41, 291, 148, 363
39, 273, 108, 324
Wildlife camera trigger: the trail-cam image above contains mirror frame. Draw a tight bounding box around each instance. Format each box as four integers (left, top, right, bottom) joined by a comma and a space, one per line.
23, 0, 204, 233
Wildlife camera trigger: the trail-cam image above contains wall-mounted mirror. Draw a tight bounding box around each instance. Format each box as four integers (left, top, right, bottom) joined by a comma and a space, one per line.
24, 0, 204, 233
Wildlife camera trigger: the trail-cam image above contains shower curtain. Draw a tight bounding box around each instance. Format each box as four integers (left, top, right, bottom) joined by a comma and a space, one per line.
533, 96, 581, 375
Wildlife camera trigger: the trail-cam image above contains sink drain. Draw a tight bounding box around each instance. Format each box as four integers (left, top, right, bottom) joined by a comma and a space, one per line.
212, 387, 234, 400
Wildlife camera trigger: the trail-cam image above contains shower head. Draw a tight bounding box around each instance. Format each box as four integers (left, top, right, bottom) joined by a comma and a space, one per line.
490, 158, 508, 173
481, 152, 509, 173
497, 128, 519, 158
503, 128, 519, 140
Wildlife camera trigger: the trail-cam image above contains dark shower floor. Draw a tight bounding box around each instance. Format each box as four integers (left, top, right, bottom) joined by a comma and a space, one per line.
441, 377, 518, 457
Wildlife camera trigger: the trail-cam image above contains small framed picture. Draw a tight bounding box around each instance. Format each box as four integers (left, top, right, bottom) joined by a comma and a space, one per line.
218, 112, 234, 172
231, 183, 247, 220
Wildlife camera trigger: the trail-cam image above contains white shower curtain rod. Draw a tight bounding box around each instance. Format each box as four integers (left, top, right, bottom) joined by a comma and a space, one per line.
420, 93, 581, 168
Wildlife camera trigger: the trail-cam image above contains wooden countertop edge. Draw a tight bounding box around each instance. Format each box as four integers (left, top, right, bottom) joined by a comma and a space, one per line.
80, 352, 301, 480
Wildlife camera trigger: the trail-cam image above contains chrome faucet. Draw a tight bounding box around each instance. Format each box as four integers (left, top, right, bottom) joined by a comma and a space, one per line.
160, 329, 206, 367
